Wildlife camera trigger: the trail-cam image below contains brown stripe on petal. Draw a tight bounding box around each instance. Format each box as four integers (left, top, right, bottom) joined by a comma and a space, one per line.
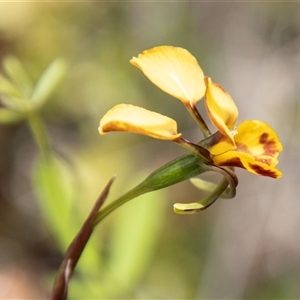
219, 157, 244, 168
200, 130, 229, 150
248, 163, 278, 178
101, 122, 125, 132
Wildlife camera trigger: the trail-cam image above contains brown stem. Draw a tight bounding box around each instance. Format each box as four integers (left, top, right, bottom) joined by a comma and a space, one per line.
50, 176, 116, 300
174, 137, 212, 163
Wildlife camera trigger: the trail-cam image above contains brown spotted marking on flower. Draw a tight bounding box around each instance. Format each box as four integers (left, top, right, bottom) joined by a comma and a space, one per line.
259, 132, 278, 156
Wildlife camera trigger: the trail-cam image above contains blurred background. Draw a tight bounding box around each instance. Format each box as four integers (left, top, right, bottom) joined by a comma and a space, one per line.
0, 1, 299, 299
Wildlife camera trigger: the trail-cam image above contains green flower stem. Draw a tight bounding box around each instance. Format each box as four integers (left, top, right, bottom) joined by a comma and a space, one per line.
27, 111, 52, 162
184, 103, 211, 138
93, 183, 149, 226
93, 153, 209, 226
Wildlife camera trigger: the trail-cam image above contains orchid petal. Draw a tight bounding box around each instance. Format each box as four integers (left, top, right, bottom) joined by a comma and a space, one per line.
99, 104, 181, 140
205, 77, 238, 144
130, 46, 206, 105
212, 151, 282, 178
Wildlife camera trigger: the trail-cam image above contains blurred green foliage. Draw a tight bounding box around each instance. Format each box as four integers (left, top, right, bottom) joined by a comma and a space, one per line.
0, 2, 299, 299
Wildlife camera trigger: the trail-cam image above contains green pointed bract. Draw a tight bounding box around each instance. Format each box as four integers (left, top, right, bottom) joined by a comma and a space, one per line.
139, 153, 209, 192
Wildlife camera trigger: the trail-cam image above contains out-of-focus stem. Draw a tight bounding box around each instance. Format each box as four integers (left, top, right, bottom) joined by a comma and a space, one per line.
27, 111, 52, 162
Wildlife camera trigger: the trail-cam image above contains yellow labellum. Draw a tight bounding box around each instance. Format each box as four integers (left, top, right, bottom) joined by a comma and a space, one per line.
130, 46, 206, 105
99, 104, 181, 140
234, 120, 283, 157
211, 120, 283, 178
205, 77, 238, 145
212, 151, 282, 178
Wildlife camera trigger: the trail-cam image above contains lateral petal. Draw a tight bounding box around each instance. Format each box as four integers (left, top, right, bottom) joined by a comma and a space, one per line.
99, 104, 181, 140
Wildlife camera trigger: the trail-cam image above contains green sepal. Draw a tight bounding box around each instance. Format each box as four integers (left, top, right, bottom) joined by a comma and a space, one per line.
190, 177, 234, 199
173, 166, 238, 214
173, 177, 230, 214
173, 202, 206, 214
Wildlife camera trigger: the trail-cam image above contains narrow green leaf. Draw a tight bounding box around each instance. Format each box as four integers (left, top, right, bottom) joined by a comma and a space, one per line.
31, 58, 68, 108
3, 56, 33, 98
32, 157, 75, 249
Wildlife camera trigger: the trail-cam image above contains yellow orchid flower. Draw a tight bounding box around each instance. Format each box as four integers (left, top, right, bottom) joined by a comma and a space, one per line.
98, 45, 284, 217
99, 45, 283, 179
203, 78, 283, 178
130, 46, 206, 106
99, 103, 181, 140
